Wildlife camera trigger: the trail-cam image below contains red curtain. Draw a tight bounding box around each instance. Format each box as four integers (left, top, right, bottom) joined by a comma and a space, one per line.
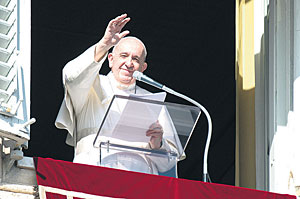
34, 157, 295, 199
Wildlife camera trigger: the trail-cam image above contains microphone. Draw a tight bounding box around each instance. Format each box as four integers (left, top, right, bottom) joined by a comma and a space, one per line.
133, 71, 164, 89
133, 71, 213, 182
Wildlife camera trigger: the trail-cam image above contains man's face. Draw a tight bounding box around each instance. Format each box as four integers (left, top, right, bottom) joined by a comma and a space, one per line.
108, 38, 147, 85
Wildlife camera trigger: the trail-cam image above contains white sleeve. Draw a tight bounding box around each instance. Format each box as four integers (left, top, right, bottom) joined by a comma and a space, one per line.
55, 44, 107, 145
148, 139, 179, 172
63, 45, 107, 114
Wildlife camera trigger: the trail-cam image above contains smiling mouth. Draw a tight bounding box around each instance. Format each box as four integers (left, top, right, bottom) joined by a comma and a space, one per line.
121, 68, 134, 73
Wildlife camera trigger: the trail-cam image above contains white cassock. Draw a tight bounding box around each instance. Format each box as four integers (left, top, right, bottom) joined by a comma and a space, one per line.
55, 44, 183, 175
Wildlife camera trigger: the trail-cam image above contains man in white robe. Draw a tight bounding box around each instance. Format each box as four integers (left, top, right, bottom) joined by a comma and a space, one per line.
55, 14, 179, 174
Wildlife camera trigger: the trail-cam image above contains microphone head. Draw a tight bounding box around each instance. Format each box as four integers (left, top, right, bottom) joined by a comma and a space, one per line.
133, 71, 143, 80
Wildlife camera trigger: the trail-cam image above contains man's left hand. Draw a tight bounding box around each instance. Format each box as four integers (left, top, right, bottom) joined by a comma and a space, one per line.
146, 121, 163, 149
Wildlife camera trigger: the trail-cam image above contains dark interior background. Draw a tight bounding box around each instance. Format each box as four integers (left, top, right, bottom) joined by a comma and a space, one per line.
26, 0, 236, 185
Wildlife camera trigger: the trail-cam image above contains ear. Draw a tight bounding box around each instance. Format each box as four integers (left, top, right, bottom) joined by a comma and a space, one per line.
140, 62, 147, 72
108, 53, 113, 68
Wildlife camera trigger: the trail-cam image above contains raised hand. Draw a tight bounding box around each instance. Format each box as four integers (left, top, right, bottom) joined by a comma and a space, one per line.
95, 14, 130, 62
103, 14, 131, 47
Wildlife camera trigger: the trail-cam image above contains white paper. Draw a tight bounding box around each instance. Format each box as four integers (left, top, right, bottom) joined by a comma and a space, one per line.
129, 92, 166, 101
111, 92, 166, 142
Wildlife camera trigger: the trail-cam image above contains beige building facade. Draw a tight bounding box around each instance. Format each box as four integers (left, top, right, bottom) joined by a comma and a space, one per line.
236, 0, 300, 196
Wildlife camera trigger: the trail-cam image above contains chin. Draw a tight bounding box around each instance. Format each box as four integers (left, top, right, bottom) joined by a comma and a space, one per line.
119, 75, 132, 83
119, 79, 133, 85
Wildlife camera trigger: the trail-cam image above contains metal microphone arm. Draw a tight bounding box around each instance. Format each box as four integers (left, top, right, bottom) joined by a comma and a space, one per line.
133, 71, 212, 182
161, 86, 212, 183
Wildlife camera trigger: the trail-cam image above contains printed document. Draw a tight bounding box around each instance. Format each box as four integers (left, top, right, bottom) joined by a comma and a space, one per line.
111, 92, 166, 142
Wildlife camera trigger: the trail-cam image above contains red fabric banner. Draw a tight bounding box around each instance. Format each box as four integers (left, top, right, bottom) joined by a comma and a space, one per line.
34, 157, 296, 199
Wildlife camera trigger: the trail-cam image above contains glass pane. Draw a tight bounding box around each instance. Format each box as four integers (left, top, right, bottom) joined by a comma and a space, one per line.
93, 95, 201, 176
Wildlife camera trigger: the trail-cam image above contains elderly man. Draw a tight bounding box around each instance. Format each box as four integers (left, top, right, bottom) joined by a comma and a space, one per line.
55, 14, 179, 174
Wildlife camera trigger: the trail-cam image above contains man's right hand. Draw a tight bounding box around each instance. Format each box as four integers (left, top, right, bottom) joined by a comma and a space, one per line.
94, 14, 130, 62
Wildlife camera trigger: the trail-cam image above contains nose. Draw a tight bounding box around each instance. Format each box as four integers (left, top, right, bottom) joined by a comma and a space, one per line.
125, 57, 133, 67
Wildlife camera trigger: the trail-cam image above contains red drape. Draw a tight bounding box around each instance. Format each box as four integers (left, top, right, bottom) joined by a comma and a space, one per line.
34, 157, 296, 199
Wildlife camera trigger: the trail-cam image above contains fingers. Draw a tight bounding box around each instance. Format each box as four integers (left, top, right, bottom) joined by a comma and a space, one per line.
146, 129, 163, 137
96, 14, 130, 61
118, 30, 130, 39
146, 121, 163, 136
147, 129, 163, 149
146, 121, 163, 137
109, 13, 130, 29
117, 16, 131, 28
149, 120, 162, 129
147, 121, 163, 149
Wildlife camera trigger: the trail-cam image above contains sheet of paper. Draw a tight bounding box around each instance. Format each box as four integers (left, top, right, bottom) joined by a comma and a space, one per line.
111, 92, 166, 142
129, 92, 166, 101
